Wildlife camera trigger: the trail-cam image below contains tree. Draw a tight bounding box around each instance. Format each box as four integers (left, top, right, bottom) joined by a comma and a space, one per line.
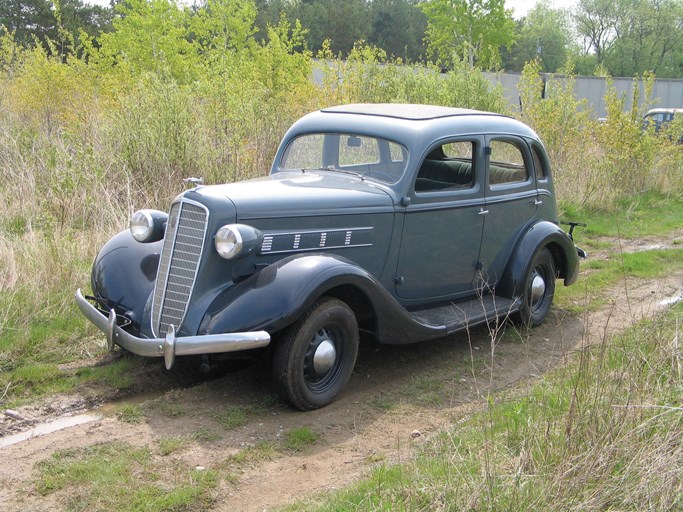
502, 1, 571, 72
0, 0, 55, 48
573, 0, 683, 77
421, 0, 516, 69
96, 0, 196, 82
606, 0, 683, 78
369, 0, 426, 62
289, 0, 371, 56
573, 0, 622, 65
0, 0, 113, 52
252, 0, 288, 43
57, 0, 113, 39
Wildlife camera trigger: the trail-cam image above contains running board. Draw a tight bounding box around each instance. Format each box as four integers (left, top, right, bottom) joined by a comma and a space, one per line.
408, 295, 521, 334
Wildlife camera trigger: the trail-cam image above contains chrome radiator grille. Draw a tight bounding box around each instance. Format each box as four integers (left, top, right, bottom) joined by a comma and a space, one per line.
152, 200, 208, 337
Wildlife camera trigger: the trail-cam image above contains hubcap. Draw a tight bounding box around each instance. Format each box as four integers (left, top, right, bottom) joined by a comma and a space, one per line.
530, 274, 546, 306
313, 339, 337, 375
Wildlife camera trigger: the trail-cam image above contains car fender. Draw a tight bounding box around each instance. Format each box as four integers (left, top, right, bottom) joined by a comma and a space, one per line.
497, 220, 579, 298
91, 230, 161, 332
199, 253, 447, 344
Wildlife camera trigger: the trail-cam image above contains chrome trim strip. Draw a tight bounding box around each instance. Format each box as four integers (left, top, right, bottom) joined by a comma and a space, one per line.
261, 243, 374, 255
260, 226, 374, 237
151, 202, 180, 336
260, 227, 373, 255
76, 289, 271, 367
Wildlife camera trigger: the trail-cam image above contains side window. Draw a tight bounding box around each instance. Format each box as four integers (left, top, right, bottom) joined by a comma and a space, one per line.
532, 146, 547, 179
339, 135, 379, 167
415, 141, 475, 192
488, 140, 529, 186
389, 141, 406, 163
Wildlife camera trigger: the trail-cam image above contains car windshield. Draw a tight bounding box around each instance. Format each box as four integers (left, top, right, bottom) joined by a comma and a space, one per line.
279, 133, 409, 184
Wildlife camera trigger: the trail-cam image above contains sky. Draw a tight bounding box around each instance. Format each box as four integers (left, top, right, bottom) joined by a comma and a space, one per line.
83, 0, 581, 15
506, 0, 578, 18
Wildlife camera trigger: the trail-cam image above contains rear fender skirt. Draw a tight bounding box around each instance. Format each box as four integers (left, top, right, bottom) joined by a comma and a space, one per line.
497, 220, 580, 298
199, 254, 447, 344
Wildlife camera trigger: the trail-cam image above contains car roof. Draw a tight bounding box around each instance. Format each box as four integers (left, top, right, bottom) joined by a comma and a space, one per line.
322, 103, 507, 121
645, 108, 683, 115
282, 104, 539, 151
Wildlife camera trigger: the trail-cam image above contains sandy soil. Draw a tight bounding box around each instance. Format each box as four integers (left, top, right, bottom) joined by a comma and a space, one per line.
1, 234, 682, 511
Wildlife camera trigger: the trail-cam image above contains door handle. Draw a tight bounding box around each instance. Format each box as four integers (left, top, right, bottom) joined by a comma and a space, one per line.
534, 200, 543, 206
478, 208, 489, 215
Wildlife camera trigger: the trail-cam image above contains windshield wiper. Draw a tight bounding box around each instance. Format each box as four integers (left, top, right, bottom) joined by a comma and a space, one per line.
305, 165, 365, 180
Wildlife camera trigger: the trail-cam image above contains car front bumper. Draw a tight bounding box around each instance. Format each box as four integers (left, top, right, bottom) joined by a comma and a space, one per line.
75, 289, 271, 369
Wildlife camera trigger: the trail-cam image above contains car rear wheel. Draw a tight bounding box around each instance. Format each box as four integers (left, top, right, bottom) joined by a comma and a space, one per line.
518, 247, 556, 327
272, 297, 359, 410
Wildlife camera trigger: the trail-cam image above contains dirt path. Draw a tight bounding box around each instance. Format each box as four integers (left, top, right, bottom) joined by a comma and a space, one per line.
1, 239, 682, 511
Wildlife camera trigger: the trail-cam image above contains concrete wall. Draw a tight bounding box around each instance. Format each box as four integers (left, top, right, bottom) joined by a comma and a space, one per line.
484, 72, 683, 117
313, 61, 683, 117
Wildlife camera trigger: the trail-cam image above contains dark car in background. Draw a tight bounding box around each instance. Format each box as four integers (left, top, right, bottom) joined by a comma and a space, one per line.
643, 108, 683, 143
76, 104, 584, 410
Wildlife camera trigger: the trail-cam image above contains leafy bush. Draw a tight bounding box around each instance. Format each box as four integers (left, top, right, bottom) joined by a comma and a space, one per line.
517, 60, 683, 206
319, 41, 509, 112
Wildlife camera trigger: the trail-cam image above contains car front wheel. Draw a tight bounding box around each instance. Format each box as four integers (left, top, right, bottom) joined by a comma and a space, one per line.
272, 297, 359, 410
518, 247, 556, 327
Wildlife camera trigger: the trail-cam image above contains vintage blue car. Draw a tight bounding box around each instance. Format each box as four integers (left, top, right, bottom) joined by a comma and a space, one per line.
76, 104, 583, 410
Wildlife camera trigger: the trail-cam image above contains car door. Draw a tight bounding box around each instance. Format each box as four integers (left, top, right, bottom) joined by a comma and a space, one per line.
395, 138, 486, 301
478, 137, 539, 287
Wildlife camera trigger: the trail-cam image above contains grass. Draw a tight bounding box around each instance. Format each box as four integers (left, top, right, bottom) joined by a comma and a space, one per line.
0, 352, 139, 408
191, 428, 222, 443
282, 427, 319, 452
116, 403, 144, 424
211, 406, 249, 429
153, 400, 186, 418
560, 190, 683, 241
158, 436, 191, 456
289, 301, 683, 511
210, 404, 264, 430
35, 442, 218, 511
555, 247, 683, 309
226, 441, 278, 466
221, 429, 317, 472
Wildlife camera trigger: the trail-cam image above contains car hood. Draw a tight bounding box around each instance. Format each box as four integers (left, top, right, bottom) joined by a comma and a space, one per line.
193, 171, 396, 220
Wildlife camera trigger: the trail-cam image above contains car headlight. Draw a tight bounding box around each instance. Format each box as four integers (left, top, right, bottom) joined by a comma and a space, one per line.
130, 209, 167, 243
215, 224, 262, 260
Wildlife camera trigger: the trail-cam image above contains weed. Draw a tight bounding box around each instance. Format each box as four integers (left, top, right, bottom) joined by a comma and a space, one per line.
282, 427, 319, 452
226, 441, 278, 467
559, 248, 683, 307
290, 304, 683, 511
192, 428, 221, 443
158, 436, 189, 456
364, 452, 386, 464
35, 442, 218, 511
211, 406, 250, 430
368, 394, 397, 411
155, 401, 186, 418
401, 375, 446, 407
116, 404, 144, 424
